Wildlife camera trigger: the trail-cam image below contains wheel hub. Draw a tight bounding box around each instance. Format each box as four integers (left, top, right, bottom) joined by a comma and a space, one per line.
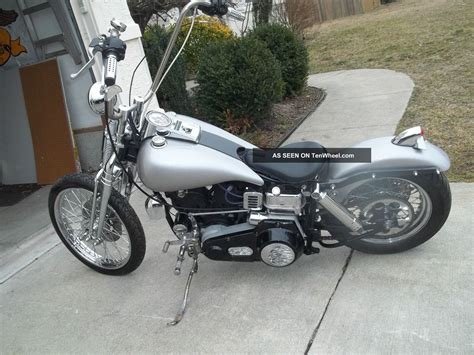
361, 197, 414, 236
81, 199, 121, 242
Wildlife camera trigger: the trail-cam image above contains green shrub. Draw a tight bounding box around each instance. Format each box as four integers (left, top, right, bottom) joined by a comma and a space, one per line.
248, 23, 309, 96
195, 37, 284, 131
142, 24, 192, 114
175, 15, 234, 75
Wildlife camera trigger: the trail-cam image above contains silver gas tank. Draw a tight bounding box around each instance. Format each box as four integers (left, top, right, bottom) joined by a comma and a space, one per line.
137, 137, 264, 192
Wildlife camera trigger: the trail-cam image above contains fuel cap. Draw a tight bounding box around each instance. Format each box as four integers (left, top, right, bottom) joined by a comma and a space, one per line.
151, 135, 166, 148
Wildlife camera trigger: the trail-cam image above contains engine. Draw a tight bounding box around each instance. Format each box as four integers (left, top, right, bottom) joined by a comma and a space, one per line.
163, 183, 307, 267
201, 220, 304, 267
165, 182, 248, 227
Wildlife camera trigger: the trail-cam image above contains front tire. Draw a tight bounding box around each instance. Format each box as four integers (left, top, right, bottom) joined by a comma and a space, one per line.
333, 172, 451, 254
49, 173, 146, 275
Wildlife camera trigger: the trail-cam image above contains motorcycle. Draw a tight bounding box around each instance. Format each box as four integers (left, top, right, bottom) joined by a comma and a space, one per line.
48, 0, 452, 325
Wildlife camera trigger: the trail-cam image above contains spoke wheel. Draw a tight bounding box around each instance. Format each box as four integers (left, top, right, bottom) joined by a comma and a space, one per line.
54, 188, 131, 269
344, 177, 432, 245
49, 173, 146, 275
327, 172, 451, 254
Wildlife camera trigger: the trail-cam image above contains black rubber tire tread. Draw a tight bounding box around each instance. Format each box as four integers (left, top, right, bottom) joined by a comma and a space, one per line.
345, 172, 451, 254
48, 173, 146, 275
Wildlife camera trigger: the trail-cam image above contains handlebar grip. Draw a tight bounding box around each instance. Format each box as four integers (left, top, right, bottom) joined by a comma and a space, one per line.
104, 55, 117, 86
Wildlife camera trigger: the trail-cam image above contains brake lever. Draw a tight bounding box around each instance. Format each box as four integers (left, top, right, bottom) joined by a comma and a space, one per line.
70, 49, 100, 80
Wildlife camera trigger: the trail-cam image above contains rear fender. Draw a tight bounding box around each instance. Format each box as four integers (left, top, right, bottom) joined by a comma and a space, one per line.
327, 136, 450, 181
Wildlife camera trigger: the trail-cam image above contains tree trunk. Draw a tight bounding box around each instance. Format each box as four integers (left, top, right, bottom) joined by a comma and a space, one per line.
253, 0, 273, 25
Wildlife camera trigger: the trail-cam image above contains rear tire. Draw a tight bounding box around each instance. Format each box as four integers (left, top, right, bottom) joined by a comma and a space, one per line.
336, 172, 451, 254
49, 173, 146, 275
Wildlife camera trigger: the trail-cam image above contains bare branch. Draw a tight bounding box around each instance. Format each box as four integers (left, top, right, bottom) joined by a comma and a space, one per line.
127, 0, 188, 32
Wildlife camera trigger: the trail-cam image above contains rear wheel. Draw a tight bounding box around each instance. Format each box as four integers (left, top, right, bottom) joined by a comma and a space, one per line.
332, 172, 451, 254
49, 173, 146, 275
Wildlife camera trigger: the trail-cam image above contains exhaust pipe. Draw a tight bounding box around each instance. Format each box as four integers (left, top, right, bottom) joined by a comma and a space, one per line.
312, 191, 364, 233
146, 197, 165, 220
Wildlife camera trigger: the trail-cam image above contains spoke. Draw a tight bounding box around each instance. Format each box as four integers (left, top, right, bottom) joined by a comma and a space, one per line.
115, 244, 129, 252
111, 242, 124, 260
103, 226, 123, 239
61, 203, 78, 217
61, 214, 85, 224
64, 194, 82, 210
71, 190, 83, 207
104, 218, 121, 233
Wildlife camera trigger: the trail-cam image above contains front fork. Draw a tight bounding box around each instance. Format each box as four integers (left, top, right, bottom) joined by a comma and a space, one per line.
89, 152, 117, 240
89, 157, 135, 242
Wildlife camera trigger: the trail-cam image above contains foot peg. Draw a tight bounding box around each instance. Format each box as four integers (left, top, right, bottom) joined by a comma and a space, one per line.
162, 239, 182, 253
163, 241, 170, 253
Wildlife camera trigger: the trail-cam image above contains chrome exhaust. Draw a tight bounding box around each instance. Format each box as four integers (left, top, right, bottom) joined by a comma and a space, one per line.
145, 198, 165, 220
312, 191, 364, 233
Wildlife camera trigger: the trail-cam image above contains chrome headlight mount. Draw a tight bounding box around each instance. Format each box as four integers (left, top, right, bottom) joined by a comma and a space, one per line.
88, 82, 120, 115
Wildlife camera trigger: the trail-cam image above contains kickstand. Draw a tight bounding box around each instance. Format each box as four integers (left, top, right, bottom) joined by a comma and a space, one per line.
167, 257, 198, 326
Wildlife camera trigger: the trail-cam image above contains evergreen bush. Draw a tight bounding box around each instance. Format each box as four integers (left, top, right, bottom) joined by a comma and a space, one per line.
195, 37, 284, 131
248, 23, 309, 96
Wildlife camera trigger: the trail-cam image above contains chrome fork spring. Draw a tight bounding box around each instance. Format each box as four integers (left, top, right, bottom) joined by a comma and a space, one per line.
102, 120, 118, 164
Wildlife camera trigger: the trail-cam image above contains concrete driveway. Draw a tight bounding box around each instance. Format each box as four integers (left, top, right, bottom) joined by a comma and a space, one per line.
1, 70, 472, 354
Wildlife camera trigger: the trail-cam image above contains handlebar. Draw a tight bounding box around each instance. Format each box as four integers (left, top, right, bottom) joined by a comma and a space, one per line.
199, 0, 245, 20
144, 0, 212, 102
72, 1, 245, 94
144, 0, 244, 102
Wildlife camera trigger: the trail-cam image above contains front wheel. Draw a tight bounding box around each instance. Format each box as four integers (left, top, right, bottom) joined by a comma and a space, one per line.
330, 171, 451, 254
49, 173, 146, 275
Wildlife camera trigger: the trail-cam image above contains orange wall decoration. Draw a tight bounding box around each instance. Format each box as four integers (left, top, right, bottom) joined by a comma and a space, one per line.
0, 8, 27, 66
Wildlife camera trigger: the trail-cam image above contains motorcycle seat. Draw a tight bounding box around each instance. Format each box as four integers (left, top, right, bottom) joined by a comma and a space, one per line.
241, 141, 328, 183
